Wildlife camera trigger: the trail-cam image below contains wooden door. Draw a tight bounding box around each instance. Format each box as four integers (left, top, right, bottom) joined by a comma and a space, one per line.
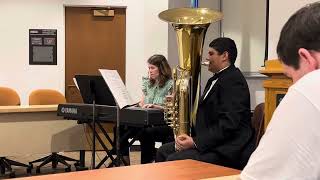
65, 7, 126, 103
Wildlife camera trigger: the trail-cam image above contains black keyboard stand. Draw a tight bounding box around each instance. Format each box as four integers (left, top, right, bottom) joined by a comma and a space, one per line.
83, 77, 122, 169
91, 97, 96, 169
86, 121, 117, 168
79, 118, 145, 168
115, 106, 121, 167
96, 125, 143, 168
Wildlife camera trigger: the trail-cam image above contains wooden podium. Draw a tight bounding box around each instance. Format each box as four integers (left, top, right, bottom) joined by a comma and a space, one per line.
260, 60, 292, 129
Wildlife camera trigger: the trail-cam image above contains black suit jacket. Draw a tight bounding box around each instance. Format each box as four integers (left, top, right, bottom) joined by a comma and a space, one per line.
193, 65, 254, 166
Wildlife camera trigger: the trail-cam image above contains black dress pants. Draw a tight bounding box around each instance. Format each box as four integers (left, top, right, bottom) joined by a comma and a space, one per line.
117, 125, 174, 164
116, 126, 139, 156
140, 125, 174, 164
155, 142, 223, 165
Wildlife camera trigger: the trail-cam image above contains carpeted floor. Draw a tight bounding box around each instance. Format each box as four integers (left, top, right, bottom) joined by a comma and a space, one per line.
0, 150, 141, 179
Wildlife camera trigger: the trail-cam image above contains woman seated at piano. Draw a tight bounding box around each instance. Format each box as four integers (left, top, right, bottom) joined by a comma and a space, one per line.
120, 54, 174, 164
139, 54, 173, 109
139, 54, 174, 164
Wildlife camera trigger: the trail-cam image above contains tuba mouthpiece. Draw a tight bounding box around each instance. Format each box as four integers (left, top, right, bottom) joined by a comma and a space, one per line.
201, 61, 209, 66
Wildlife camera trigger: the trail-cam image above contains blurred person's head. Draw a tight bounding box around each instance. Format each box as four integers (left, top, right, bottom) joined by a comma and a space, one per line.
277, 2, 320, 83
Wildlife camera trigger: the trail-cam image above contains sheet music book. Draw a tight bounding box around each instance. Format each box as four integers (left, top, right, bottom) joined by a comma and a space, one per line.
99, 69, 136, 109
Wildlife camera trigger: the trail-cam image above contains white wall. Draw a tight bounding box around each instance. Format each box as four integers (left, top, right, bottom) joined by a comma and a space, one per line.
246, 77, 266, 110
141, 0, 169, 89
222, 0, 319, 109
0, 0, 65, 105
0, 0, 168, 104
222, 0, 319, 67
222, 0, 266, 73
268, 0, 319, 59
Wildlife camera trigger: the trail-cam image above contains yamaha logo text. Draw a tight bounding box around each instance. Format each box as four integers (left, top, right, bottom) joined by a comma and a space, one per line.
61, 107, 78, 114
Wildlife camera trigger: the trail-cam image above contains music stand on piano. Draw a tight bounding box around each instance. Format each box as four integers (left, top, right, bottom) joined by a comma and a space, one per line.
75, 75, 121, 168
75, 75, 116, 106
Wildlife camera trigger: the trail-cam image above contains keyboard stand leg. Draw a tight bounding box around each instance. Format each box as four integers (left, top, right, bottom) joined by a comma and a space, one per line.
87, 123, 116, 168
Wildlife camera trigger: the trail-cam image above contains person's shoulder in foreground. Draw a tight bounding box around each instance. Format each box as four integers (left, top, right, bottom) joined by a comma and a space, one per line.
241, 2, 320, 179
241, 69, 320, 180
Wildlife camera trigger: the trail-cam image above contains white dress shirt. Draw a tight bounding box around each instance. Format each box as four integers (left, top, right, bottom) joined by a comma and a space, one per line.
241, 69, 320, 180
203, 66, 229, 100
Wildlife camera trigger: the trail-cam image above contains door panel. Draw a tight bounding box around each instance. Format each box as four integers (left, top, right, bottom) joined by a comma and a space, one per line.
65, 7, 126, 103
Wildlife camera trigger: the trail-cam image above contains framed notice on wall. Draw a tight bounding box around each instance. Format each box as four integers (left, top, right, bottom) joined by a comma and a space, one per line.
29, 29, 57, 65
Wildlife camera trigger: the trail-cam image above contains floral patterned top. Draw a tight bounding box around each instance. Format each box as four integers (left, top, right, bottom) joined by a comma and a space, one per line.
142, 77, 173, 106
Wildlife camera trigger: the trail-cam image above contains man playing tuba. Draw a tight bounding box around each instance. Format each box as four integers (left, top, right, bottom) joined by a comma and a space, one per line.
156, 37, 255, 169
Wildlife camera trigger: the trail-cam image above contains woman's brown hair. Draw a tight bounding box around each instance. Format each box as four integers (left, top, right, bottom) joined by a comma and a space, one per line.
147, 54, 172, 87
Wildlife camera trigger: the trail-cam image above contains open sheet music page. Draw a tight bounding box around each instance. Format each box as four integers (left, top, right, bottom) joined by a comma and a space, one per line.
99, 69, 135, 109
73, 78, 79, 90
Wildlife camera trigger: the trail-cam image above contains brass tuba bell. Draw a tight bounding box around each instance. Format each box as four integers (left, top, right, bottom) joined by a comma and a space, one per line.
159, 8, 222, 137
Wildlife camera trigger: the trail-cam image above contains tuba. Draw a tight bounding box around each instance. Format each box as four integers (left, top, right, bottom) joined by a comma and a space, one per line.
159, 8, 222, 137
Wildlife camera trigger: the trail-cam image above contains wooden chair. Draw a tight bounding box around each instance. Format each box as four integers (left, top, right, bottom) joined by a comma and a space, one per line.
251, 103, 265, 148
28, 89, 79, 173
233, 103, 265, 170
0, 87, 30, 178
